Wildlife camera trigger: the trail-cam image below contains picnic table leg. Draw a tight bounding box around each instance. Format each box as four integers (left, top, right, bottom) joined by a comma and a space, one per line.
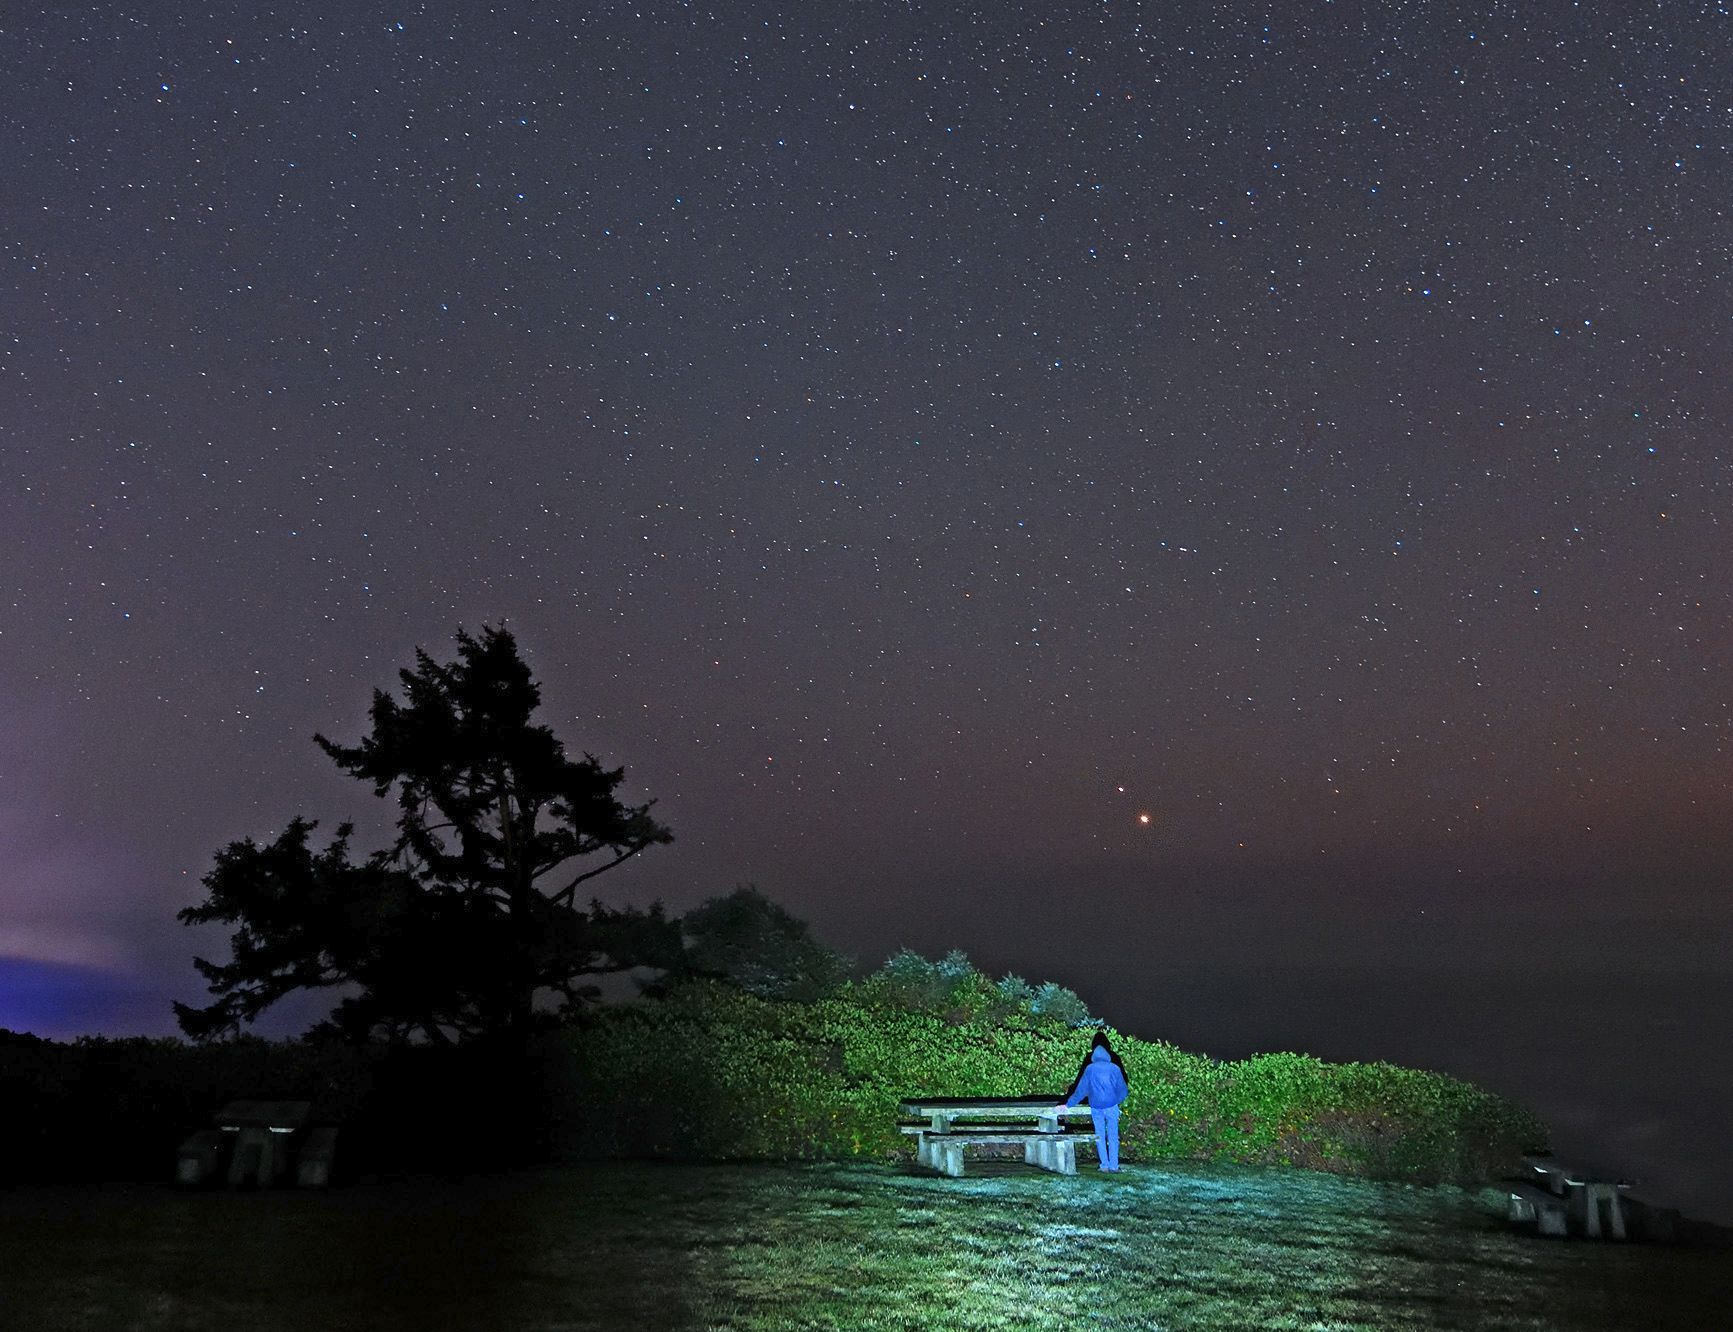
923, 1114, 959, 1176
1026, 1137, 1073, 1174
227, 1128, 267, 1187
1580, 1184, 1627, 1240
1029, 1110, 1061, 1173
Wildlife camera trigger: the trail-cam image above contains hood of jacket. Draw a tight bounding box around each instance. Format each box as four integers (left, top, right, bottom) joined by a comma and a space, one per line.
1091, 1046, 1112, 1064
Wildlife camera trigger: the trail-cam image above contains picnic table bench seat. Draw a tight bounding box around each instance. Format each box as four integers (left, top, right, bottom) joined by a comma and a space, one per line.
1506, 1181, 1571, 1237
175, 1100, 337, 1190
898, 1096, 1094, 1178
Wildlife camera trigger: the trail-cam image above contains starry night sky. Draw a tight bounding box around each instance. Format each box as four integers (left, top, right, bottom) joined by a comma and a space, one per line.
2, 0, 1730, 1207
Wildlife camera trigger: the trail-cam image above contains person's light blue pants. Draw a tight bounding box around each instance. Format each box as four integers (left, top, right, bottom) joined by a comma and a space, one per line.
1090, 1105, 1120, 1170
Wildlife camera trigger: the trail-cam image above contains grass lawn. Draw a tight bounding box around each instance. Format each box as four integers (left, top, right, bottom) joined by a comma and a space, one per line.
2, 1160, 1728, 1330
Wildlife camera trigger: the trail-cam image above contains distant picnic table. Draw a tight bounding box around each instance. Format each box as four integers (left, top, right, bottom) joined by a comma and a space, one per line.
898, 1096, 1094, 1177
1508, 1154, 1632, 1240
176, 1100, 338, 1189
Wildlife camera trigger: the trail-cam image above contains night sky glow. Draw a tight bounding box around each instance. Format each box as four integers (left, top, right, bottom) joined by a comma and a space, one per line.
2, 1, 1731, 1208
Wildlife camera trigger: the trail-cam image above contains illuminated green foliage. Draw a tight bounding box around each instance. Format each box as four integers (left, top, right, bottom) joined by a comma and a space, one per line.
553, 980, 1546, 1183
854, 949, 1095, 1027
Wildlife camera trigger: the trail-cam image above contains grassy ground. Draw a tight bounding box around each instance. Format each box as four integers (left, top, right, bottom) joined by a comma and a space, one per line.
2, 1160, 1728, 1330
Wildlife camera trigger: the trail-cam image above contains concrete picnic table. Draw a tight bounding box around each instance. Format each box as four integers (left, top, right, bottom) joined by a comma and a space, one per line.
1519, 1153, 1631, 1240
898, 1096, 1095, 1177
177, 1099, 340, 1189
217, 1100, 312, 1187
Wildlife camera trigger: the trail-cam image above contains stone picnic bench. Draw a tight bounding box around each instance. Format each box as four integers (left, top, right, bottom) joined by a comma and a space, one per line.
1506, 1154, 1632, 1240
176, 1100, 339, 1189
898, 1096, 1095, 1177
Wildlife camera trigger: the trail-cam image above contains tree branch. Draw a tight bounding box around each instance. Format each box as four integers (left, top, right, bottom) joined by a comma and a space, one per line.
549, 842, 648, 906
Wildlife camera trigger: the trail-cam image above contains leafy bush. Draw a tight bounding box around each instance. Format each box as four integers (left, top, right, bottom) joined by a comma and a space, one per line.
547, 980, 1547, 1184
855, 949, 1095, 1028
1028, 980, 1094, 1027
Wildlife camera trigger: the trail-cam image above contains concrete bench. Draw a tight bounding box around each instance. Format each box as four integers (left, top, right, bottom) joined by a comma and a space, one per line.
897, 1125, 1088, 1176
898, 1097, 1093, 1178
1507, 1181, 1571, 1237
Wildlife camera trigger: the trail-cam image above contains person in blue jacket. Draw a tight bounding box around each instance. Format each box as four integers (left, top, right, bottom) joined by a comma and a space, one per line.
1056, 1038, 1129, 1171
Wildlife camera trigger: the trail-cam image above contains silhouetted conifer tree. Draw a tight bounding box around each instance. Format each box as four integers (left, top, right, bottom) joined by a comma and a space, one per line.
175, 625, 676, 1044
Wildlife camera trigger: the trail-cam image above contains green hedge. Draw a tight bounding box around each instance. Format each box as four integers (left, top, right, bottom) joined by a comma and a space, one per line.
548, 980, 1548, 1183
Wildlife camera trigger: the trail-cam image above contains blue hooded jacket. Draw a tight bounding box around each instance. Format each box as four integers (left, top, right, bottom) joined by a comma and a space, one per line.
1065, 1046, 1129, 1110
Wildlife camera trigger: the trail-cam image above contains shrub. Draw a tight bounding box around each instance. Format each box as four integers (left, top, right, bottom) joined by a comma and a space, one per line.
545, 982, 1546, 1183
856, 950, 1095, 1028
